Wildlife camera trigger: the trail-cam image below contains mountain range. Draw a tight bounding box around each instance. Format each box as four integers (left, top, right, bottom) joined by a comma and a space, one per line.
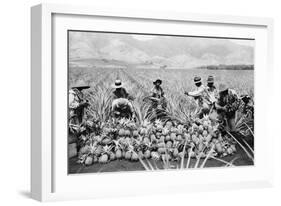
69, 32, 254, 69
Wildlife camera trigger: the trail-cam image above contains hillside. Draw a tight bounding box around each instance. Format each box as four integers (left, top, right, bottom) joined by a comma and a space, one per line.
69, 31, 254, 69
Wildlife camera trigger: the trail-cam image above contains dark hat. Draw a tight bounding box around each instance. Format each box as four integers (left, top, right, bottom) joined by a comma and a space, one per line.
194, 76, 202, 84
207, 75, 214, 83
153, 79, 162, 85
71, 80, 90, 89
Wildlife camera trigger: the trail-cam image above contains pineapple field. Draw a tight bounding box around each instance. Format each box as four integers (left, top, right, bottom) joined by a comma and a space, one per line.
68, 66, 254, 174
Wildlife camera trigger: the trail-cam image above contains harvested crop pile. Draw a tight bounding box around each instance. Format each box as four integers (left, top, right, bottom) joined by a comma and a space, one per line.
77, 116, 236, 166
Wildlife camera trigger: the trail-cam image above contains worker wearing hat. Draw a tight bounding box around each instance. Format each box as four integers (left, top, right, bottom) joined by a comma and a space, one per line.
206, 75, 218, 104
69, 80, 90, 124
151, 79, 165, 99
207, 75, 215, 87
111, 79, 135, 119
215, 83, 240, 132
112, 79, 132, 99
185, 76, 209, 118
146, 79, 167, 118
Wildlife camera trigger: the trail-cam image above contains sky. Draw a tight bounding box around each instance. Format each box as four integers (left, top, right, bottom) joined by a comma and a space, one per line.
131, 34, 254, 47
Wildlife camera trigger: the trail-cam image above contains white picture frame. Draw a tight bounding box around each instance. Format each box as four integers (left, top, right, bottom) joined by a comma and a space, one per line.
31, 3, 274, 202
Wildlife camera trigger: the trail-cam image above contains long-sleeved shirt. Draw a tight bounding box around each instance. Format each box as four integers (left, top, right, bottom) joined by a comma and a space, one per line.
206, 86, 218, 104
113, 88, 129, 99
188, 85, 206, 97
69, 88, 86, 124
188, 85, 209, 107
216, 89, 240, 116
151, 86, 164, 99
69, 89, 83, 109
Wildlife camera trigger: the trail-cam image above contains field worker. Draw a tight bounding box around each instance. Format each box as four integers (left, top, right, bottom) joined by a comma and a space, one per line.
69, 80, 90, 125
150, 79, 167, 108
206, 75, 218, 105
112, 79, 134, 100
184, 76, 209, 118
240, 94, 254, 119
145, 79, 168, 120
111, 79, 134, 119
215, 83, 240, 132
151, 79, 165, 99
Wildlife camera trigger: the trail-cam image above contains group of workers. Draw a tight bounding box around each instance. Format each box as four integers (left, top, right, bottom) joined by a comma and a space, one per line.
69, 75, 253, 132
184, 75, 242, 131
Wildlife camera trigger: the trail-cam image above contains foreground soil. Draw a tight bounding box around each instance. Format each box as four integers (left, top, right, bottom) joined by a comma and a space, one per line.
68, 146, 253, 174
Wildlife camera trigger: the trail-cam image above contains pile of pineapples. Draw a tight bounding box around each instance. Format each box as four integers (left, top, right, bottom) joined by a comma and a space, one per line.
77, 116, 236, 166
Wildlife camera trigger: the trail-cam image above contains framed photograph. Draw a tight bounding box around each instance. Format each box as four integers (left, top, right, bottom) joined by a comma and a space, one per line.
31, 3, 274, 201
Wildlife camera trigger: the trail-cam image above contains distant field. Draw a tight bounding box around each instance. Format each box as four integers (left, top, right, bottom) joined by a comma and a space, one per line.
69, 66, 254, 97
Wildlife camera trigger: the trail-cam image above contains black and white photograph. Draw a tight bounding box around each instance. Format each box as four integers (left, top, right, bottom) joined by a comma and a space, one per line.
68, 31, 254, 174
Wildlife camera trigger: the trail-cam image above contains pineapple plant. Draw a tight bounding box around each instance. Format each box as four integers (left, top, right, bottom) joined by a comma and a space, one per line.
113, 140, 123, 159
159, 135, 165, 142
140, 127, 147, 136
155, 119, 164, 131
173, 148, 179, 158
151, 151, 160, 161
177, 124, 184, 134
116, 149, 122, 159
170, 133, 177, 141
166, 141, 173, 148
131, 152, 139, 161
165, 121, 173, 129
215, 143, 223, 154
165, 134, 171, 141
125, 151, 132, 160
202, 130, 208, 137
161, 153, 171, 161
150, 134, 156, 142
138, 150, 144, 159
198, 125, 204, 133
183, 133, 191, 141
101, 135, 112, 145
85, 155, 93, 166
144, 149, 151, 159
93, 155, 98, 163
162, 127, 170, 136
143, 136, 150, 144
98, 145, 113, 164
109, 152, 116, 161
124, 143, 135, 161
205, 134, 212, 143
124, 129, 131, 137
95, 145, 103, 156
79, 145, 91, 155
118, 128, 126, 137
176, 135, 182, 141
157, 147, 166, 154
132, 130, 139, 137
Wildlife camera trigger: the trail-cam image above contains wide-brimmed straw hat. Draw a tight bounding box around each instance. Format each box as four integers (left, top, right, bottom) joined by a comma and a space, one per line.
71, 80, 90, 89
207, 75, 214, 84
113, 79, 123, 88
218, 83, 228, 93
194, 76, 202, 84
153, 79, 162, 85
